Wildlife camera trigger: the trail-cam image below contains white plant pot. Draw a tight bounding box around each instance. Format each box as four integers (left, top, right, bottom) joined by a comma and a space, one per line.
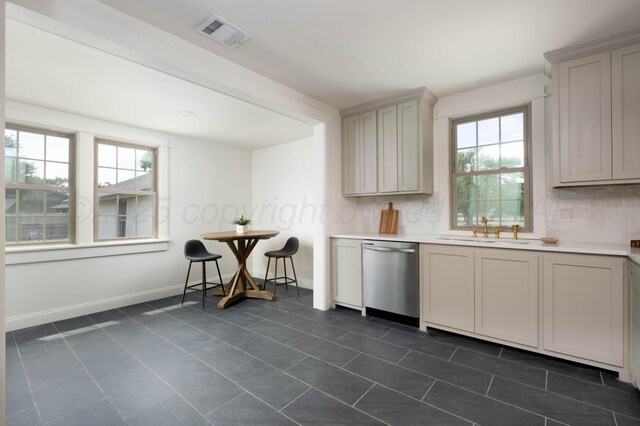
236, 225, 248, 234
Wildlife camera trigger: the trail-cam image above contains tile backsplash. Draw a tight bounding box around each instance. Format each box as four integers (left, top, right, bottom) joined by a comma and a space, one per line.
545, 184, 640, 244
351, 184, 640, 245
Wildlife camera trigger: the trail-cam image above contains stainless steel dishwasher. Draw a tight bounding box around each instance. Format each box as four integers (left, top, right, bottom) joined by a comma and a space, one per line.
363, 240, 419, 318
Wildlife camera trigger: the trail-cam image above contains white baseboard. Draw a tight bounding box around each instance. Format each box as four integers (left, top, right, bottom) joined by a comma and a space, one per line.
5, 273, 237, 332
4, 271, 311, 332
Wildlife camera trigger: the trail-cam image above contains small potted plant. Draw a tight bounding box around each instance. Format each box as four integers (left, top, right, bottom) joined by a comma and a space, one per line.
233, 215, 251, 233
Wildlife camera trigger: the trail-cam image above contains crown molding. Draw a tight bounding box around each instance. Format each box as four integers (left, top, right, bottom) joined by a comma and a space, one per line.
544, 27, 640, 64
340, 87, 437, 117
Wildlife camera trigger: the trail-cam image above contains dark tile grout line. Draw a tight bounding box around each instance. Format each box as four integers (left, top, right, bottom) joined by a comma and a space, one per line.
339, 346, 363, 369
394, 349, 411, 366
351, 382, 376, 407
485, 375, 495, 396
448, 346, 459, 361
199, 389, 247, 420
277, 387, 311, 413
420, 379, 437, 402
545, 370, 549, 390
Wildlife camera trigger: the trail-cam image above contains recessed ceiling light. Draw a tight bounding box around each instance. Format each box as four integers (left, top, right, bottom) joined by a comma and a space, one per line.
178, 110, 196, 117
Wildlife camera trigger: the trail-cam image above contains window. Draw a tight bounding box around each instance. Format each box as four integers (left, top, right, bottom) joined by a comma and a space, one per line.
95, 140, 156, 240
450, 105, 531, 231
5, 124, 75, 244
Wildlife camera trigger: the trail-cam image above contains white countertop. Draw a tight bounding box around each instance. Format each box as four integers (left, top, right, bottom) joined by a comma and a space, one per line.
332, 232, 640, 262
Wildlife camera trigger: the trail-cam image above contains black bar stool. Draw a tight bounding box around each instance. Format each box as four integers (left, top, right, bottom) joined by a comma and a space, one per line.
263, 237, 300, 298
182, 239, 225, 308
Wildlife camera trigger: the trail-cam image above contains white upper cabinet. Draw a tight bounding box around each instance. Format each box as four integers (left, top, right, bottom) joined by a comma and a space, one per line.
546, 30, 640, 186
341, 88, 435, 196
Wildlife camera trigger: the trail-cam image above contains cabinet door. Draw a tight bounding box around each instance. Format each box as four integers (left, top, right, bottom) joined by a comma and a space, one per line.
631, 262, 640, 384
612, 43, 640, 180
543, 254, 624, 366
397, 100, 419, 192
377, 105, 398, 193
359, 111, 377, 194
342, 115, 360, 195
559, 52, 612, 183
331, 239, 363, 308
422, 245, 474, 332
475, 249, 538, 347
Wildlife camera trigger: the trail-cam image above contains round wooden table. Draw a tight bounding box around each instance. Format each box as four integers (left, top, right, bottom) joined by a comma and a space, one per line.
201, 230, 279, 308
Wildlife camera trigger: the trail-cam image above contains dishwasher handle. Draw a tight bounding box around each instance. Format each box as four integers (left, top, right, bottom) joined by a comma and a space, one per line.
363, 245, 416, 254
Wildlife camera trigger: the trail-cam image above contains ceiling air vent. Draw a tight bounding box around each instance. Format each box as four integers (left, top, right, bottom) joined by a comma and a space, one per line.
195, 15, 253, 50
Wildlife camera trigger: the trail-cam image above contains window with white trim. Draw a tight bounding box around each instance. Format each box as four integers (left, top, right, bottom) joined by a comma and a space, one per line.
95, 140, 157, 240
450, 105, 531, 231
4, 124, 75, 244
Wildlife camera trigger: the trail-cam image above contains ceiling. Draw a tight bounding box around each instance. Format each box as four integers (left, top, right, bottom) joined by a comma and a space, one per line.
6, 19, 314, 150
95, 0, 640, 109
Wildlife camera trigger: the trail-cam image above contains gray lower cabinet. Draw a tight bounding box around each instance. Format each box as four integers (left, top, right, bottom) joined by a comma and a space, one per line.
331, 238, 363, 310
421, 244, 475, 332
543, 253, 625, 367
421, 243, 629, 374
475, 249, 538, 347
629, 261, 640, 384
421, 245, 538, 347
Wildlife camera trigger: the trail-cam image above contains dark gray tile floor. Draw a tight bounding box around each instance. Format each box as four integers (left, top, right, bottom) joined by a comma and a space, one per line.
5, 286, 640, 425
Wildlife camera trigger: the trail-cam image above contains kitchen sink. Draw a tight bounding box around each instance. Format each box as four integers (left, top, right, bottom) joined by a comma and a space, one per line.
437, 236, 531, 245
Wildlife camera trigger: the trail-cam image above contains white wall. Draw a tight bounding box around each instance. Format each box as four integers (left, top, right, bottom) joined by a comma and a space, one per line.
251, 137, 315, 288
5, 101, 253, 330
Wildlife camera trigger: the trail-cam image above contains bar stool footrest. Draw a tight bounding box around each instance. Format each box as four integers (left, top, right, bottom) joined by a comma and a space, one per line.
185, 281, 225, 293
264, 276, 297, 286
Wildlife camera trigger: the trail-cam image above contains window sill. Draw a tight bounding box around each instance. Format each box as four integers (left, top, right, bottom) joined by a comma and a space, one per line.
5, 239, 170, 265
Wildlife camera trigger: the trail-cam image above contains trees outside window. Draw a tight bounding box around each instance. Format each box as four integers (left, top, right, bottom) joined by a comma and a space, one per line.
450, 106, 531, 231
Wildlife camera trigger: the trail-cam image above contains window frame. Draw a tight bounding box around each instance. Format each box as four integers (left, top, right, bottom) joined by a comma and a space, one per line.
449, 104, 532, 232
5, 123, 76, 246
94, 139, 158, 241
